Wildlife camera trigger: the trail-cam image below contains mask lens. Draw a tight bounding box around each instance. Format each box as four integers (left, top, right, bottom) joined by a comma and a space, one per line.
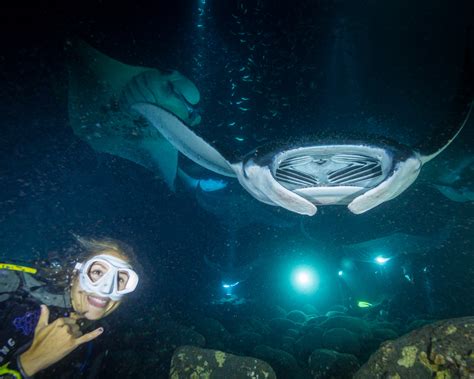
117, 271, 130, 291
87, 261, 110, 283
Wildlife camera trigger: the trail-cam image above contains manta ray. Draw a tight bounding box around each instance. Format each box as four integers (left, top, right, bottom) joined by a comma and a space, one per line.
123, 41, 473, 216
68, 40, 200, 190
177, 168, 298, 230
126, 95, 472, 217
70, 40, 473, 216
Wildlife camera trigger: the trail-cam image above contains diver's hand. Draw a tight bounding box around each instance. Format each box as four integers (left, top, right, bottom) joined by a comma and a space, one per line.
19, 305, 103, 376
121, 69, 201, 126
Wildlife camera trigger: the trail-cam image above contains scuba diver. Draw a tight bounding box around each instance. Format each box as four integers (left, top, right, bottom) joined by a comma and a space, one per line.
0, 235, 141, 378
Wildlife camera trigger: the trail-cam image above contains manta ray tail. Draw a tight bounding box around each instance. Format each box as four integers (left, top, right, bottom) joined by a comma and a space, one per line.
418, 29, 474, 164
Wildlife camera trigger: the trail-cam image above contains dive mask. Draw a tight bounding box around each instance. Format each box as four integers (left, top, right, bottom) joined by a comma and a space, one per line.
74, 254, 138, 301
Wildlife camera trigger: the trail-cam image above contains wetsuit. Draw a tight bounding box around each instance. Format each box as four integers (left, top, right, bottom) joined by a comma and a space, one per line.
0, 271, 99, 378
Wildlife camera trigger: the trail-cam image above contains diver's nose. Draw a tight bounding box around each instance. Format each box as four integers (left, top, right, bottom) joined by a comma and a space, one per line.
99, 276, 115, 294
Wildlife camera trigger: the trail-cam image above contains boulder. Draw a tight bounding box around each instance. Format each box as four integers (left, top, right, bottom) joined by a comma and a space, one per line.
169, 345, 276, 379
231, 331, 263, 353
253, 345, 302, 379
322, 328, 360, 355
319, 316, 370, 337
191, 317, 231, 350
371, 328, 399, 341
287, 310, 308, 323
308, 349, 360, 379
294, 327, 324, 362
301, 304, 318, 316
354, 316, 474, 378
269, 317, 298, 333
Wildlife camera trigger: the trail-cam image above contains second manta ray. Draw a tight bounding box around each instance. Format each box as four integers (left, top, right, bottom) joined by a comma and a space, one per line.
123, 72, 473, 216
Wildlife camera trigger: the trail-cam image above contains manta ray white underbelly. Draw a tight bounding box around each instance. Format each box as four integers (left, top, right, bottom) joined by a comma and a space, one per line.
271, 145, 394, 204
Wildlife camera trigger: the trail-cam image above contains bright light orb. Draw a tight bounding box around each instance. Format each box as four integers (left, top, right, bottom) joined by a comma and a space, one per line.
291, 266, 319, 294
374, 255, 390, 265
338, 270, 344, 277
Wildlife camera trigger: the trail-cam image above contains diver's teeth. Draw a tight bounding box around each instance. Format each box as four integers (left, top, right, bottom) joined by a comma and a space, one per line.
279, 155, 314, 168
275, 168, 319, 186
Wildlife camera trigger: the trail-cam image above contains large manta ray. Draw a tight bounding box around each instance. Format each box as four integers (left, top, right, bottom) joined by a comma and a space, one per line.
70, 40, 473, 216
123, 49, 473, 216
68, 40, 201, 190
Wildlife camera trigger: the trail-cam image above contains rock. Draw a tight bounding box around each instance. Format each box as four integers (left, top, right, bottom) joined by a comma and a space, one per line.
231, 331, 263, 353
253, 345, 301, 379
320, 316, 371, 337
308, 349, 360, 379
281, 336, 296, 354
405, 319, 435, 333
372, 328, 399, 341
301, 304, 318, 316
304, 316, 327, 327
269, 317, 298, 333
325, 311, 345, 318
155, 319, 206, 349
191, 317, 231, 350
169, 345, 276, 379
322, 328, 361, 355
371, 321, 399, 333
294, 327, 324, 362
268, 305, 288, 318
287, 310, 308, 323
354, 316, 474, 379
286, 328, 300, 339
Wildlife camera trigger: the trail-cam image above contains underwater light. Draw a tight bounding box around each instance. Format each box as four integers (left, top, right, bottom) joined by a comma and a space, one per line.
357, 301, 373, 308
374, 255, 390, 265
222, 281, 240, 289
291, 266, 319, 294
338, 270, 343, 277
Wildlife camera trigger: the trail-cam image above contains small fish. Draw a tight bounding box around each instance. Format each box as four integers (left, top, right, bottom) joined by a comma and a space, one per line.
228, 121, 236, 126
239, 107, 250, 111
235, 136, 245, 142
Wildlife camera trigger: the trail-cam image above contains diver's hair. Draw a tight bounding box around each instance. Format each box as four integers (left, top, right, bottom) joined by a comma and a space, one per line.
34, 234, 144, 294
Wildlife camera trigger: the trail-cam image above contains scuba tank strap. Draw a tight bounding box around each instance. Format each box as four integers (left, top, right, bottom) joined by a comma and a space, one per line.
20, 273, 71, 308
0, 269, 21, 302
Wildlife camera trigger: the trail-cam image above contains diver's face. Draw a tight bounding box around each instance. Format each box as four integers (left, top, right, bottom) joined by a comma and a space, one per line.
71, 251, 128, 320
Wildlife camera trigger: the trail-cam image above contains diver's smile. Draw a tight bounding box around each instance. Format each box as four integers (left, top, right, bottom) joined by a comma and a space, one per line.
87, 294, 110, 309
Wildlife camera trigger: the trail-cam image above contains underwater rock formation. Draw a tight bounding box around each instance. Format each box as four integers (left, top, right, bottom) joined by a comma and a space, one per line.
253, 345, 304, 378
169, 345, 276, 379
354, 316, 474, 378
319, 315, 371, 337
322, 327, 361, 355
308, 349, 360, 379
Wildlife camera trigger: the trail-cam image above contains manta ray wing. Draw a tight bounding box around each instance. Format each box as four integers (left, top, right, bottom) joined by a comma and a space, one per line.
68, 41, 181, 189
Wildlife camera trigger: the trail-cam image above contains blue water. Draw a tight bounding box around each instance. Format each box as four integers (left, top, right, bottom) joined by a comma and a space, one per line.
1, 1, 473, 378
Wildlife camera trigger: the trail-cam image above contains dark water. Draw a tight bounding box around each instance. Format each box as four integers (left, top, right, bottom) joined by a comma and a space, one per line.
1, 1, 473, 378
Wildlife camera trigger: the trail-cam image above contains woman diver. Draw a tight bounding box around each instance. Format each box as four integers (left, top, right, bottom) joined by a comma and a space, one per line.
0, 235, 141, 378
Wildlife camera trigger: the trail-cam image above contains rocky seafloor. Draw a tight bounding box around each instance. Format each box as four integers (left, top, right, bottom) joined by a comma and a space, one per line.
101, 303, 474, 378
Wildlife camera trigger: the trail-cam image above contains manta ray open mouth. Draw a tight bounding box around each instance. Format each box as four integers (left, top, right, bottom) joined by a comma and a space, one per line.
273, 146, 392, 191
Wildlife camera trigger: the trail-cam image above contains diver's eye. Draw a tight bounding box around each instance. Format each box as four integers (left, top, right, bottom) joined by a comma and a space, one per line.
117, 272, 129, 291
88, 263, 108, 282
118, 272, 128, 291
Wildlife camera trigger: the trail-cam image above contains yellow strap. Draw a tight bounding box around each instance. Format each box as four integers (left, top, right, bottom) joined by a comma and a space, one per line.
0, 363, 22, 379
0, 263, 37, 275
